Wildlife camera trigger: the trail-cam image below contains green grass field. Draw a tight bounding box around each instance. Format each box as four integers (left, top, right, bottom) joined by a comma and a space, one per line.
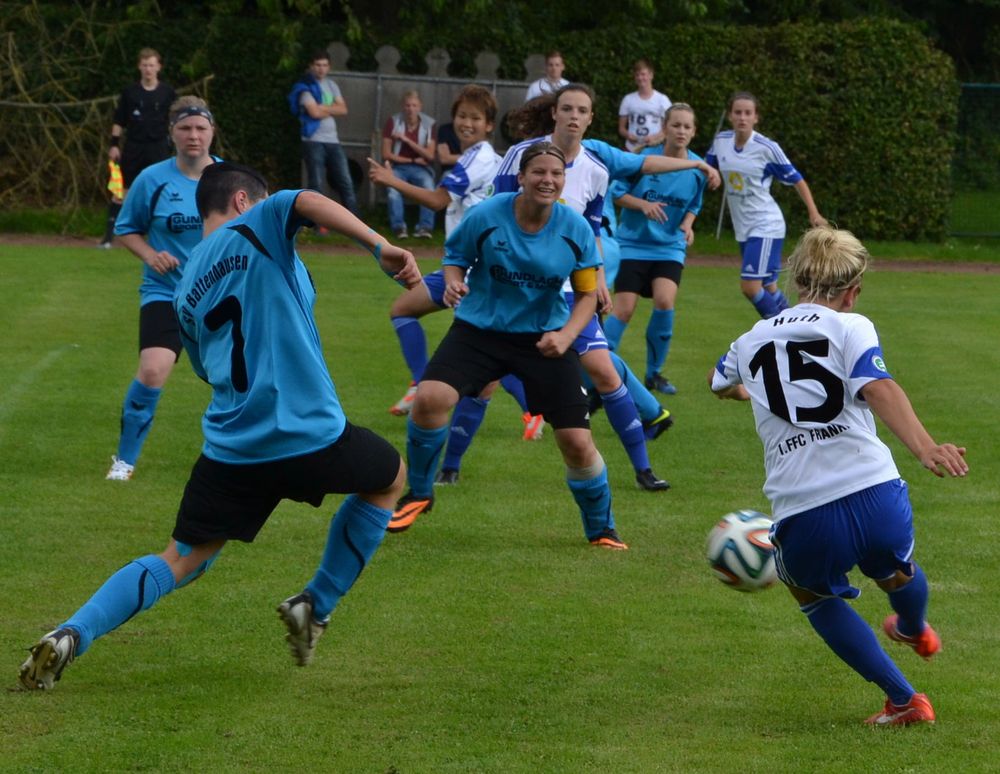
1, 244, 998, 772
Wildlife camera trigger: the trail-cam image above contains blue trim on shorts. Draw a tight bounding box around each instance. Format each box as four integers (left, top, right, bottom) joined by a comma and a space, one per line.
769, 479, 914, 599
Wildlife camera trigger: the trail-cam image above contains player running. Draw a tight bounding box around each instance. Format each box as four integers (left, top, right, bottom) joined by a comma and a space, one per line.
18, 162, 420, 690
706, 91, 827, 319
709, 225, 967, 726
105, 96, 219, 481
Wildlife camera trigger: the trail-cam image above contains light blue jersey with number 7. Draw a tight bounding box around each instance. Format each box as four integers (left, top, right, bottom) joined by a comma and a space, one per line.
174, 189, 347, 463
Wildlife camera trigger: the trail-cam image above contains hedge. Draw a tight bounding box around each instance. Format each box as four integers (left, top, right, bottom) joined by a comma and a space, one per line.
2, 11, 957, 240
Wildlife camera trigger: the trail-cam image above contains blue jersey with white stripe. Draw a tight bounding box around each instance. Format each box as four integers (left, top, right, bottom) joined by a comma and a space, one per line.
174, 190, 346, 464
115, 157, 218, 305
442, 193, 600, 333
705, 130, 802, 241
616, 146, 707, 263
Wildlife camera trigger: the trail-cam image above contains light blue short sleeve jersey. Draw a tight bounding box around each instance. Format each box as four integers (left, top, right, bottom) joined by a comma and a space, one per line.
616, 147, 707, 264
582, 139, 645, 185
174, 189, 346, 464
442, 193, 600, 333
115, 157, 215, 305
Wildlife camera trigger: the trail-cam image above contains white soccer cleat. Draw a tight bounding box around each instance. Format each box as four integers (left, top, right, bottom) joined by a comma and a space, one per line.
277, 591, 327, 666
19, 627, 79, 691
105, 455, 134, 481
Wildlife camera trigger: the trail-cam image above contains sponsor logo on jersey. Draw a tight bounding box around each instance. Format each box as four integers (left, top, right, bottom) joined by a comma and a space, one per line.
489, 264, 563, 290
168, 212, 203, 233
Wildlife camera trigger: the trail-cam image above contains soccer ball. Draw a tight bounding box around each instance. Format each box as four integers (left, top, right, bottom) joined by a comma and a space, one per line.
706, 510, 778, 592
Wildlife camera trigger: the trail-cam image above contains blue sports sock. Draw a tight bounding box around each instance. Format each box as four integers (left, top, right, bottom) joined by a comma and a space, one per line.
603, 314, 628, 351
750, 289, 779, 319
887, 564, 929, 638
62, 554, 176, 655
645, 309, 674, 379
406, 418, 448, 497
802, 597, 915, 706
442, 397, 489, 470
567, 466, 615, 539
391, 316, 428, 382
117, 379, 162, 465
499, 374, 529, 413
609, 351, 661, 422
307, 495, 390, 621
770, 289, 790, 313
601, 383, 649, 473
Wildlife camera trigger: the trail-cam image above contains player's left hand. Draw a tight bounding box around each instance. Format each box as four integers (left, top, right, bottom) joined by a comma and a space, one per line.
596, 282, 613, 315
681, 224, 695, 246
443, 280, 468, 307
537, 330, 571, 358
919, 443, 968, 478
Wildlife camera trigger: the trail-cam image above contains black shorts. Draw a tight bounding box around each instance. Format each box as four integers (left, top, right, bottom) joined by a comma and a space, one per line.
615, 259, 684, 298
139, 301, 182, 357
173, 423, 401, 545
423, 320, 589, 430
121, 140, 171, 188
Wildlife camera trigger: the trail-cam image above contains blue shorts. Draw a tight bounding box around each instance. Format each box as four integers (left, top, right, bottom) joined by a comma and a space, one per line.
422, 269, 446, 308
769, 479, 915, 599
738, 236, 784, 284
563, 291, 609, 356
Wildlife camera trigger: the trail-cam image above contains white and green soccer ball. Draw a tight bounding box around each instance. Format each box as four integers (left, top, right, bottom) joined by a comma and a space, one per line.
706, 510, 778, 592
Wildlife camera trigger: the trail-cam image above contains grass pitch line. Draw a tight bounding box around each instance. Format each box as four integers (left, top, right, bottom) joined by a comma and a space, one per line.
0, 343, 79, 442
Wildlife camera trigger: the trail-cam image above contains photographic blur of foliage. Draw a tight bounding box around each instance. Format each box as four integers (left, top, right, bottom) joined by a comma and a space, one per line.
1, 0, 992, 238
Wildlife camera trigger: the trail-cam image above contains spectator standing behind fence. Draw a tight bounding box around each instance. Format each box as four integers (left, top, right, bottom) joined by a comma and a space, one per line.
524, 51, 569, 102
287, 50, 359, 218
99, 48, 176, 249
381, 91, 437, 239
617, 59, 671, 153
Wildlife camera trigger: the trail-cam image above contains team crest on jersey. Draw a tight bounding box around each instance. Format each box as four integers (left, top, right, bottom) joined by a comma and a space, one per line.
484, 183, 494, 197
872, 355, 887, 372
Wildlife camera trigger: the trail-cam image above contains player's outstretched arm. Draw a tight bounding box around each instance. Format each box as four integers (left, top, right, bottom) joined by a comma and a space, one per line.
707, 366, 749, 400
861, 378, 968, 477
366, 157, 450, 211
639, 155, 721, 190
793, 179, 827, 228
294, 190, 422, 289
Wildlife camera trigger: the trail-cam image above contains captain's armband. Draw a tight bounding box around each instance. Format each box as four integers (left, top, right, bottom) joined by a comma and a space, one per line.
570, 267, 598, 293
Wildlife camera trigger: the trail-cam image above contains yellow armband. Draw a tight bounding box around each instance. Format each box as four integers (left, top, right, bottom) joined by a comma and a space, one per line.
570, 267, 597, 293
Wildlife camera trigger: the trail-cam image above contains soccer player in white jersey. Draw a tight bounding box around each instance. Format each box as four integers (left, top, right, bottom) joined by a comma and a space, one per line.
706, 91, 827, 319
524, 50, 570, 102
617, 59, 672, 152
710, 226, 968, 726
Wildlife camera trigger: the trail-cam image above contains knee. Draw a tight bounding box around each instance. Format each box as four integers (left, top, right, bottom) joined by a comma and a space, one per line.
411, 382, 456, 425
556, 430, 598, 468
584, 357, 620, 393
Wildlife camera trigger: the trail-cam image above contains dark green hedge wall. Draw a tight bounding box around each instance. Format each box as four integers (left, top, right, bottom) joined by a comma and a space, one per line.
19, 12, 960, 240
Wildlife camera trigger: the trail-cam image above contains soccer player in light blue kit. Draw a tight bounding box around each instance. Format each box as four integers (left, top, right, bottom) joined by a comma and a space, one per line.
710, 226, 968, 726
106, 96, 220, 481
391, 143, 629, 549
602, 103, 709, 395
18, 162, 421, 690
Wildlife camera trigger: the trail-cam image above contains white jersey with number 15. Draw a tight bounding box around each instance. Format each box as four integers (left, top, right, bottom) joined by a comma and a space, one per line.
712, 303, 900, 520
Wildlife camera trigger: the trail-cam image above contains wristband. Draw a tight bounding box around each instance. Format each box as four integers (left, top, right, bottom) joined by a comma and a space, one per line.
110, 136, 120, 148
